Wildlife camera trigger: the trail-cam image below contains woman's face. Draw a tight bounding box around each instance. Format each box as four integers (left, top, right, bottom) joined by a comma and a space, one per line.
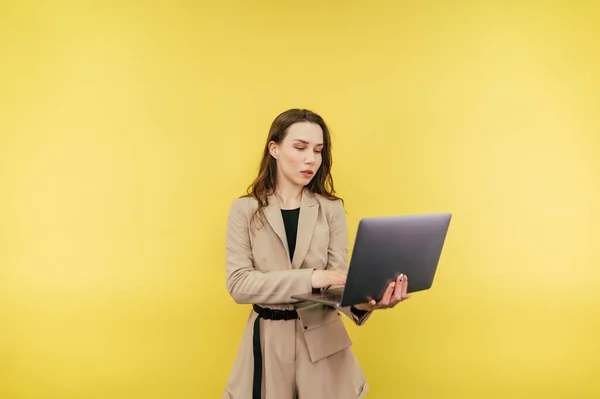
269, 121, 324, 189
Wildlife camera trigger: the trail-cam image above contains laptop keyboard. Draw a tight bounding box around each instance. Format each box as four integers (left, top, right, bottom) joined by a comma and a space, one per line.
319, 294, 342, 302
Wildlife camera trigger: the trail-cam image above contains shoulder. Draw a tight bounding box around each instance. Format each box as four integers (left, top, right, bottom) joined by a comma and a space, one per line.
311, 192, 346, 221
231, 195, 258, 209
227, 195, 259, 219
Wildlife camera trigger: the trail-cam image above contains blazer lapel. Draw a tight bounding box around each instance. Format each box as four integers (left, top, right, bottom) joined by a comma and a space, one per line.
264, 194, 291, 261
292, 189, 319, 269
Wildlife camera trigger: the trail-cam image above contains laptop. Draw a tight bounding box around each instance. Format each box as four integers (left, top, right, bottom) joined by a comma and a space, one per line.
291, 213, 452, 308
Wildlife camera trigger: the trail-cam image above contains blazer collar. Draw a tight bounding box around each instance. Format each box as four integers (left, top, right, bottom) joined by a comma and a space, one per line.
264, 188, 319, 268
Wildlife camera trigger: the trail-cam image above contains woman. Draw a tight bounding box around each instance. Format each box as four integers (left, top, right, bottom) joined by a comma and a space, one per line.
223, 109, 411, 399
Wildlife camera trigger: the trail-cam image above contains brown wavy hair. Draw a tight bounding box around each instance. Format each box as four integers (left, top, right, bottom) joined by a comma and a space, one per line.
244, 108, 342, 228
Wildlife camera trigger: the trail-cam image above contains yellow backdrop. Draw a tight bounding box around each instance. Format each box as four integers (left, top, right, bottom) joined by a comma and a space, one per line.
1, 1, 599, 398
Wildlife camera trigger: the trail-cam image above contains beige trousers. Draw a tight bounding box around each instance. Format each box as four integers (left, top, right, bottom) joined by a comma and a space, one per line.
223, 315, 369, 399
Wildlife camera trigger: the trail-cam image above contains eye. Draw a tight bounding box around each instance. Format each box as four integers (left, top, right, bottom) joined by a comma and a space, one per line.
314, 149, 322, 154
294, 146, 306, 151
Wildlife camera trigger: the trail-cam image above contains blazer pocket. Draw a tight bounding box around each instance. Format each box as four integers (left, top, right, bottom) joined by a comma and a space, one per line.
297, 303, 353, 363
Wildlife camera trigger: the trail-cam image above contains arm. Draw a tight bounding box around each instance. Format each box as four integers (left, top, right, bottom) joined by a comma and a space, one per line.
325, 200, 373, 326
225, 199, 314, 304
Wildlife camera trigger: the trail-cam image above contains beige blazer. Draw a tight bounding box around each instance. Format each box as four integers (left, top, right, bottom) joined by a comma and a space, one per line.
223, 188, 372, 398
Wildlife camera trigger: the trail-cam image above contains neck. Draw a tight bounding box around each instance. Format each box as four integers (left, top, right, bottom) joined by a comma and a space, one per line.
275, 182, 303, 209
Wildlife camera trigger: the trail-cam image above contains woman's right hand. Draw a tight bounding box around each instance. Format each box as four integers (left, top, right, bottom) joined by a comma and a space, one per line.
311, 269, 347, 289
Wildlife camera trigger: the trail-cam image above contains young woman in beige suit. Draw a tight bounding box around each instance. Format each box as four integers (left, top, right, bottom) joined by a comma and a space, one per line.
223, 109, 411, 399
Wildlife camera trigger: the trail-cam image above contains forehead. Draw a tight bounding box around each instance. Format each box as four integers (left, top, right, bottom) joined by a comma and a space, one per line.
285, 121, 323, 144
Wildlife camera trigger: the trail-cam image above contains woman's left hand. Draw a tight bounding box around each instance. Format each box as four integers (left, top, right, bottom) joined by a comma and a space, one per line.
353, 274, 411, 311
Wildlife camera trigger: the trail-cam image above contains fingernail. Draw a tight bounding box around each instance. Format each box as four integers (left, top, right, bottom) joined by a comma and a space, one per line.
390, 282, 395, 288
399, 273, 404, 281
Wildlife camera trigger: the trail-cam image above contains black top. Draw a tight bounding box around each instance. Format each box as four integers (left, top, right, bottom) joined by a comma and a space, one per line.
281, 208, 300, 261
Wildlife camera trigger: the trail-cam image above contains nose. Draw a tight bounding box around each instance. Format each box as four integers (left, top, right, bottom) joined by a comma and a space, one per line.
304, 153, 315, 164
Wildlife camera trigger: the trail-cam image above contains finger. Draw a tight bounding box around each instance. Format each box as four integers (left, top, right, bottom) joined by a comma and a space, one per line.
401, 275, 409, 300
333, 275, 345, 284
393, 274, 404, 302
379, 281, 395, 307
355, 301, 376, 312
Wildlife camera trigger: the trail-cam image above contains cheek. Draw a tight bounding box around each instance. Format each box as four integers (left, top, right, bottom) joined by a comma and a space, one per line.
279, 153, 301, 173
286, 152, 303, 167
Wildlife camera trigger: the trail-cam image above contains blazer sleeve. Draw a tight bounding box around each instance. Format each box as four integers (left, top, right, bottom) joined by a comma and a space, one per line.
326, 199, 373, 326
225, 199, 314, 304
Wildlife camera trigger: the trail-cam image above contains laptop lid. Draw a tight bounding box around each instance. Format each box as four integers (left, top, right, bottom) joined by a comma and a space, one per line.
339, 213, 452, 307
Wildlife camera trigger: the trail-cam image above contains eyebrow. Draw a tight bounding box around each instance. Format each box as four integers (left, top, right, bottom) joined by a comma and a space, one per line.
293, 139, 324, 146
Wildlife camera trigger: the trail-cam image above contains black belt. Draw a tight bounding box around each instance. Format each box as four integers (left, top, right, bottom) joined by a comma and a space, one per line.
252, 304, 298, 399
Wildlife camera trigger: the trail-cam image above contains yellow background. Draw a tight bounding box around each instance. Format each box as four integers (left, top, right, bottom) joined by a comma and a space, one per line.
1, 1, 599, 398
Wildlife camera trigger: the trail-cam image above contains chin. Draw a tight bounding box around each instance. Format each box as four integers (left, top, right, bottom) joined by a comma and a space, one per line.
302, 179, 315, 187
293, 178, 310, 187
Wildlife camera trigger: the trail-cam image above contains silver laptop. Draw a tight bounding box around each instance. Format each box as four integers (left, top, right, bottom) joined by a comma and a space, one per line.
291, 213, 452, 307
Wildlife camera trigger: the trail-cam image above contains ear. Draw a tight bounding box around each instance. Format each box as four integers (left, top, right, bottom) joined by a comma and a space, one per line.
268, 141, 279, 159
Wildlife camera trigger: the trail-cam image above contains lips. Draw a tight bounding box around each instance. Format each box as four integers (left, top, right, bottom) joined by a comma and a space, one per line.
301, 170, 314, 177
